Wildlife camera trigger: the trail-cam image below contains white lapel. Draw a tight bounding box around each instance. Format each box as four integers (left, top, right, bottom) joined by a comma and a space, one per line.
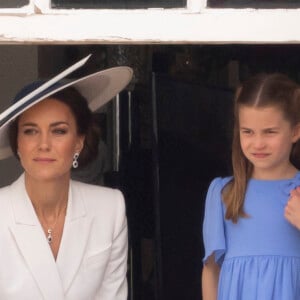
9, 175, 65, 300
56, 180, 92, 293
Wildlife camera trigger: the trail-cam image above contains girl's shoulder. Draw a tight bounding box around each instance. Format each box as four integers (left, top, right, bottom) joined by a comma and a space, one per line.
204, 176, 233, 204
208, 176, 232, 191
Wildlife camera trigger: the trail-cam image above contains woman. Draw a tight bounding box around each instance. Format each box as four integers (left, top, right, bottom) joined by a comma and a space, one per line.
0, 56, 133, 300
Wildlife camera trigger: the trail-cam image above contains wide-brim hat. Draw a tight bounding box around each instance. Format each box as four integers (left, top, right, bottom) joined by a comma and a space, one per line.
0, 54, 133, 160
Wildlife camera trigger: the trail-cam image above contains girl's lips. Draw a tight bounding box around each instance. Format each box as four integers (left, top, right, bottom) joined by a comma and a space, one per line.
252, 153, 270, 158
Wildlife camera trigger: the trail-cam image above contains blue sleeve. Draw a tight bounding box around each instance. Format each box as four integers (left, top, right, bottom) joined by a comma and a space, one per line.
202, 177, 229, 266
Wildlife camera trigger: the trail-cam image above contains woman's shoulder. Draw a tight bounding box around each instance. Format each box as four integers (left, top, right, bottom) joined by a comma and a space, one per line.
0, 176, 25, 220
71, 180, 125, 210
0, 174, 24, 195
72, 179, 119, 193
70, 181, 127, 234
0, 184, 11, 194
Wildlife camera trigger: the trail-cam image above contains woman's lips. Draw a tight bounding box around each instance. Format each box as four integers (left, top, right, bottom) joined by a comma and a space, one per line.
33, 157, 56, 162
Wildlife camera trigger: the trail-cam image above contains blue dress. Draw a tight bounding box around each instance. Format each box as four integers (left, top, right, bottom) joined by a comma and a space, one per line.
203, 172, 300, 300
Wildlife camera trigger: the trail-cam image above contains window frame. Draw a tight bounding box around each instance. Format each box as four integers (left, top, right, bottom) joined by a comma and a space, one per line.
34, 0, 204, 12
0, 0, 300, 44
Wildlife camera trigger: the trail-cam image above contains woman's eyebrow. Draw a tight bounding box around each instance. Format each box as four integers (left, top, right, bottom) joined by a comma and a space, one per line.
19, 122, 37, 127
20, 121, 69, 127
49, 121, 69, 127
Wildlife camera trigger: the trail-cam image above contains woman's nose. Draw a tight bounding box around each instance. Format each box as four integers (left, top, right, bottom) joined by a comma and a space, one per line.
38, 133, 51, 150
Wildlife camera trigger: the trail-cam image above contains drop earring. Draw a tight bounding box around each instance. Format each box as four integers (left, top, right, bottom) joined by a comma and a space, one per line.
73, 152, 79, 169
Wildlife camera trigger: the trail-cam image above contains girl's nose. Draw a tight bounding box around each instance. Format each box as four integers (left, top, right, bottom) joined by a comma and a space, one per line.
253, 135, 266, 149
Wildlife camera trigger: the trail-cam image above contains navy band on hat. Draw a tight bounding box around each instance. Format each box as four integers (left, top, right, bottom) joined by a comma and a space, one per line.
0, 81, 65, 128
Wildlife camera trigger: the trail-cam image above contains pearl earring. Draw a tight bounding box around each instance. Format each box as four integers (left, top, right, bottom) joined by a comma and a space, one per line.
73, 152, 79, 169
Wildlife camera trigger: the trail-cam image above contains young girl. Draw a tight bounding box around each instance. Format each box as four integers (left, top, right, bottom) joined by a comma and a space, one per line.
202, 73, 300, 299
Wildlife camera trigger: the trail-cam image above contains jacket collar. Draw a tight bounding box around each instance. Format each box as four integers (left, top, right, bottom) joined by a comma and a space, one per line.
9, 174, 92, 298
56, 180, 92, 293
11, 174, 87, 224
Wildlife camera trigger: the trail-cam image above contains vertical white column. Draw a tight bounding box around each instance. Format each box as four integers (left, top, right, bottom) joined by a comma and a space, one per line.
187, 0, 206, 12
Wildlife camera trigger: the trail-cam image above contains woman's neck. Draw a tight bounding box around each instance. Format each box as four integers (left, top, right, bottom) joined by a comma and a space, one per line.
24, 174, 69, 218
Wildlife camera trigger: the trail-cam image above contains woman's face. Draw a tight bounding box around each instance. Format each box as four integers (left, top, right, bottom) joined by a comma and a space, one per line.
17, 98, 84, 183
239, 105, 300, 179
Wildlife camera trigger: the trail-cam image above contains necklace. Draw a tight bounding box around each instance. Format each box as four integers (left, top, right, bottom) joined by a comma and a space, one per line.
45, 206, 67, 244
36, 203, 67, 245
47, 226, 57, 244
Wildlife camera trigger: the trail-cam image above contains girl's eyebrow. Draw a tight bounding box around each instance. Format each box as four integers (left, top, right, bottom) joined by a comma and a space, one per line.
240, 126, 251, 130
240, 126, 280, 130
263, 127, 280, 131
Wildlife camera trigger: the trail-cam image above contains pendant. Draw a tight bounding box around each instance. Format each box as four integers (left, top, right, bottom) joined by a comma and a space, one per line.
47, 229, 52, 244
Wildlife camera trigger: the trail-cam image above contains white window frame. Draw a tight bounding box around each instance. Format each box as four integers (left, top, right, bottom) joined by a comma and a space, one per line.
0, 0, 300, 43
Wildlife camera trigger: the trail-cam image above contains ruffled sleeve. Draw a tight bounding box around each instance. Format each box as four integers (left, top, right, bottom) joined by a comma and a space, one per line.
202, 177, 230, 265
279, 171, 300, 205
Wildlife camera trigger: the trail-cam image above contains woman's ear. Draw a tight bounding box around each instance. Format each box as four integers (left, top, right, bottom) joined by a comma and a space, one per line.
76, 135, 85, 153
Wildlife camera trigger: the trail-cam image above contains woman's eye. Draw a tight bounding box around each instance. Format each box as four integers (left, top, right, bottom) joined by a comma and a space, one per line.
53, 128, 67, 135
23, 128, 37, 135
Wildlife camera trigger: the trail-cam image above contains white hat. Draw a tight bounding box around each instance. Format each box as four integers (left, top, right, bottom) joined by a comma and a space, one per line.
0, 54, 133, 160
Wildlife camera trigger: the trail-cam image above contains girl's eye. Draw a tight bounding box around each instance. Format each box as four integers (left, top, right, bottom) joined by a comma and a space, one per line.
241, 129, 252, 135
266, 130, 277, 134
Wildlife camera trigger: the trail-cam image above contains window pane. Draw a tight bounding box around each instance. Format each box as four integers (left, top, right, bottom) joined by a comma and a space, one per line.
208, 0, 300, 8
0, 0, 28, 8
51, 0, 186, 9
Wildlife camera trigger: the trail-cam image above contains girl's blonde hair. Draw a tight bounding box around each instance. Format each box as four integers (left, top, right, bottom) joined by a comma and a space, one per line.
223, 73, 300, 223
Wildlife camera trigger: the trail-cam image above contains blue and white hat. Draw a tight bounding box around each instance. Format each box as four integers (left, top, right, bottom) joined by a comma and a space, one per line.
0, 54, 133, 160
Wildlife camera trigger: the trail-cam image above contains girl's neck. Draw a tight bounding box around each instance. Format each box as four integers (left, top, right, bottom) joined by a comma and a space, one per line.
252, 164, 298, 180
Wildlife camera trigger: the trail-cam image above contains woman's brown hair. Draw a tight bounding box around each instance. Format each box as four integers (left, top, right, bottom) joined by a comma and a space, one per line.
223, 73, 300, 223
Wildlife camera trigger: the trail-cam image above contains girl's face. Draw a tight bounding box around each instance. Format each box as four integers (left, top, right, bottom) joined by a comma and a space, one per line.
239, 105, 300, 179
17, 98, 84, 183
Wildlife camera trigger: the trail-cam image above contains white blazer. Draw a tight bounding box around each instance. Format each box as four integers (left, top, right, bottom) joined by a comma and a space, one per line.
0, 174, 128, 300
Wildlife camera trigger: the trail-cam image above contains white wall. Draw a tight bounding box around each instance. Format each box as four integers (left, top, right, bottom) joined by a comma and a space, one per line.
0, 46, 38, 187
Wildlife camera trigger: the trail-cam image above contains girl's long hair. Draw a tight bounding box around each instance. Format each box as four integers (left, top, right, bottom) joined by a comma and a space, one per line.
223, 73, 300, 223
